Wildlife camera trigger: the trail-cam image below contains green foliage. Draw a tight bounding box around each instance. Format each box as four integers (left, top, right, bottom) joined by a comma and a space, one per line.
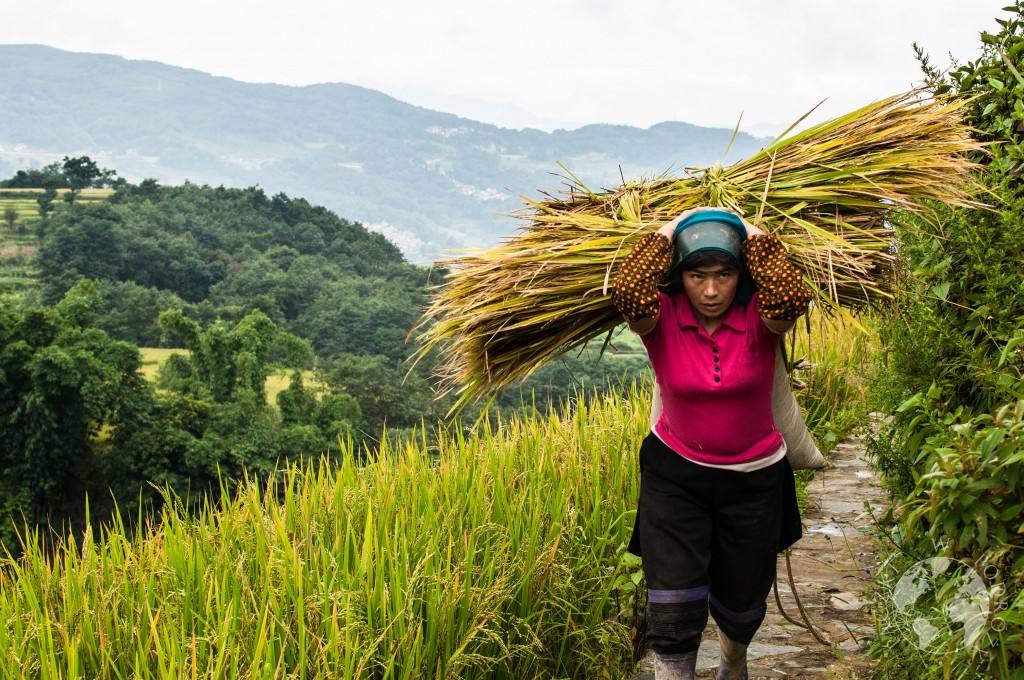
35, 185, 57, 219
900, 398, 1024, 564
0, 280, 150, 545
33, 183, 431, 391
868, 5, 1024, 676
103, 392, 217, 498
276, 371, 318, 426
95, 280, 186, 346
60, 156, 101, 204
0, 156, 121, 191
873, 2, 1024, 491
314, 392, 361, 443
36, 202, 127, 301
0, 162, 64, 190
870, 399, 1024, 678
874, 200, 1024, 419
322, 353, 432, 435
2, 206, 16, 231
0, 283, 336, 556
24, 177, 649, 447
157, 308, 312, 404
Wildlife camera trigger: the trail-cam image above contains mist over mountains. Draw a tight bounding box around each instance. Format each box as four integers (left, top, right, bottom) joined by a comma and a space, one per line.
0, 44, 768, 263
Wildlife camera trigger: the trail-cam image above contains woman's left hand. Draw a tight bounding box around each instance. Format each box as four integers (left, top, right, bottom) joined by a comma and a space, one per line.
739, 214, 766, 238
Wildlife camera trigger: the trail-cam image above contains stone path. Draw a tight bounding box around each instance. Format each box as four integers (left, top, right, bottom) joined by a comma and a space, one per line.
632, 424, 888, 679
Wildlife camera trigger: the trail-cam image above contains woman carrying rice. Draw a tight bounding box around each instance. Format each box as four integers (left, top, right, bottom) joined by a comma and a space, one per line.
612, 207, 812, 680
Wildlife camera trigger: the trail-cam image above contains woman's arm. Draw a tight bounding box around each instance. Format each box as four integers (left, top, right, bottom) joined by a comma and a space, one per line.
612, 227, 673, 335
739, 218, 812, 333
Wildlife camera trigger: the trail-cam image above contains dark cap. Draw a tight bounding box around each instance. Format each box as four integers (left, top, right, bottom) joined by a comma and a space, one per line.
671, 210, 747, 265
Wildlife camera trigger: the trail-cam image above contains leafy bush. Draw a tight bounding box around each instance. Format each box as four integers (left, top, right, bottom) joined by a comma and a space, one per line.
0, 280, 148, 546
871, 397, 1024, 677
867, 5, 1024, 676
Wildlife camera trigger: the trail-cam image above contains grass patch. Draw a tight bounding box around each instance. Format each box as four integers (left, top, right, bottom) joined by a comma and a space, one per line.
138, 347, 188, 381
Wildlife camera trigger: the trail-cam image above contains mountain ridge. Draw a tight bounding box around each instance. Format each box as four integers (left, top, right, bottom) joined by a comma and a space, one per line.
0, 44, 768, 263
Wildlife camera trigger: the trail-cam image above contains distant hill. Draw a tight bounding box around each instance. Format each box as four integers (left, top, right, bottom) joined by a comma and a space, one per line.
0, 45, 768, 263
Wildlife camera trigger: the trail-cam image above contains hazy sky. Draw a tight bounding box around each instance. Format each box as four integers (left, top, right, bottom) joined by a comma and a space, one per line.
3, 1, 1008, 134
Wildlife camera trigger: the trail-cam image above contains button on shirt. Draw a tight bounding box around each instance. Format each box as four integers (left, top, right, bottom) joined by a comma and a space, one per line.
642, 292, 783, 466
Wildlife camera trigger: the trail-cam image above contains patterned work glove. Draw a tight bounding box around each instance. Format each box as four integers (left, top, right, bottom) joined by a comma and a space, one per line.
742, 234, 812, 320
612, 233, 673, 322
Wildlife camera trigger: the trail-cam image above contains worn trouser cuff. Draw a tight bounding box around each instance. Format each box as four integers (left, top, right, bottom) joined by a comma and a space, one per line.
709, 594, 766, 645
647, 588, 710, 655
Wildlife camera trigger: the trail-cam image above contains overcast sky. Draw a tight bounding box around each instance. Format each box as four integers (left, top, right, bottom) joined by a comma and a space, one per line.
2, 1, 1009, 134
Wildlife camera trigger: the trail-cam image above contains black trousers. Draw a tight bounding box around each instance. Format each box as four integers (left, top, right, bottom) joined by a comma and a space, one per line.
628, 433, 801, 654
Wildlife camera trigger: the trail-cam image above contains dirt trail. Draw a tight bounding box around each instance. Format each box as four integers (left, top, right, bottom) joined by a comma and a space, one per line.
632, 421, 888, 679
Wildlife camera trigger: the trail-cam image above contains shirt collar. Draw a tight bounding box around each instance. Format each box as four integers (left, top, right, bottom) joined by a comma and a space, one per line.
676, 293, 752, 335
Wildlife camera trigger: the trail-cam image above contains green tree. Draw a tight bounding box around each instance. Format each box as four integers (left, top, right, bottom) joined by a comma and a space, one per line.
36, 203, 126, 301
61, 155, 101, 205
0, 162, 63, 189
158, 308, 312, 404
0, 280, 150, 541
321, 353, 431, 436
314, 392, 361, 442
2, 206, 17, 231
277, 371, 318, 426
36, 184, 57, 219
97, 281, 186, 346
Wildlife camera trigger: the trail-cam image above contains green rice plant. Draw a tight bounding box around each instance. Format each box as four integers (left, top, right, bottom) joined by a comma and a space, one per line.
776, 312, 875, 508
0, 383, 654, 679
787, 311, 874, 450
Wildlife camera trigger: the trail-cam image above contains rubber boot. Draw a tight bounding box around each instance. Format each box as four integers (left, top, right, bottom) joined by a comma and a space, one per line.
653, 650, 697, 680
715, 631, 748, 680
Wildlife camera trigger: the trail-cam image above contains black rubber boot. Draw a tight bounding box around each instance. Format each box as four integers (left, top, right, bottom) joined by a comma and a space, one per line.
715, 630, 748, 680
654, 650, 698, 680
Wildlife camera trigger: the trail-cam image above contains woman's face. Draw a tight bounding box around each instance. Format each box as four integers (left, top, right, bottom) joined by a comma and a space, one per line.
681, 264, 739, 326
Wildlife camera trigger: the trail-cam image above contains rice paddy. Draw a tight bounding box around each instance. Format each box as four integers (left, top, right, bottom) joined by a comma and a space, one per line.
0, 385, 654, 679
0, 188, 113, 296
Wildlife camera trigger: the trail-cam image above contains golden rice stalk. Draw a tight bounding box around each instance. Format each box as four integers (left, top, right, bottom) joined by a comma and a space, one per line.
414, 92, 984, 410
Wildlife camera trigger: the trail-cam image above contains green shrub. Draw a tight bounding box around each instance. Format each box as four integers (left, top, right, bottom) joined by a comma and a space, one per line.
867, 5, 1024, 676
870, 398, 1024, 677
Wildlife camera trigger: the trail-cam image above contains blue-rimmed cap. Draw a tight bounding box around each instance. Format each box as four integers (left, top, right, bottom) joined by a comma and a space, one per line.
666, 210, 755, 303
671, 210, 747, 265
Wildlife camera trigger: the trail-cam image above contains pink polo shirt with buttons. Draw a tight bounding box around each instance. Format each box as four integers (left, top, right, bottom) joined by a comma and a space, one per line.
642, 291, 783, 467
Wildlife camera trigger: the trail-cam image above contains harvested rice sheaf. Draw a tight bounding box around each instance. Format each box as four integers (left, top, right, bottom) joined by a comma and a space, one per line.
415, 92, 985, 410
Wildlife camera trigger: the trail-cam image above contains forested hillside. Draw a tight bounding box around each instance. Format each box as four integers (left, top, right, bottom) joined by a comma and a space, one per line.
0, 168, 649, 554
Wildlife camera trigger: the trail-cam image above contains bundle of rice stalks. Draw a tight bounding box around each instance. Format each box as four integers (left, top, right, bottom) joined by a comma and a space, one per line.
415, 92, 984, 410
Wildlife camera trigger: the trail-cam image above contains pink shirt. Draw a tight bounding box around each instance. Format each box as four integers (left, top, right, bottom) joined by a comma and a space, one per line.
642, 292, 783, 466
